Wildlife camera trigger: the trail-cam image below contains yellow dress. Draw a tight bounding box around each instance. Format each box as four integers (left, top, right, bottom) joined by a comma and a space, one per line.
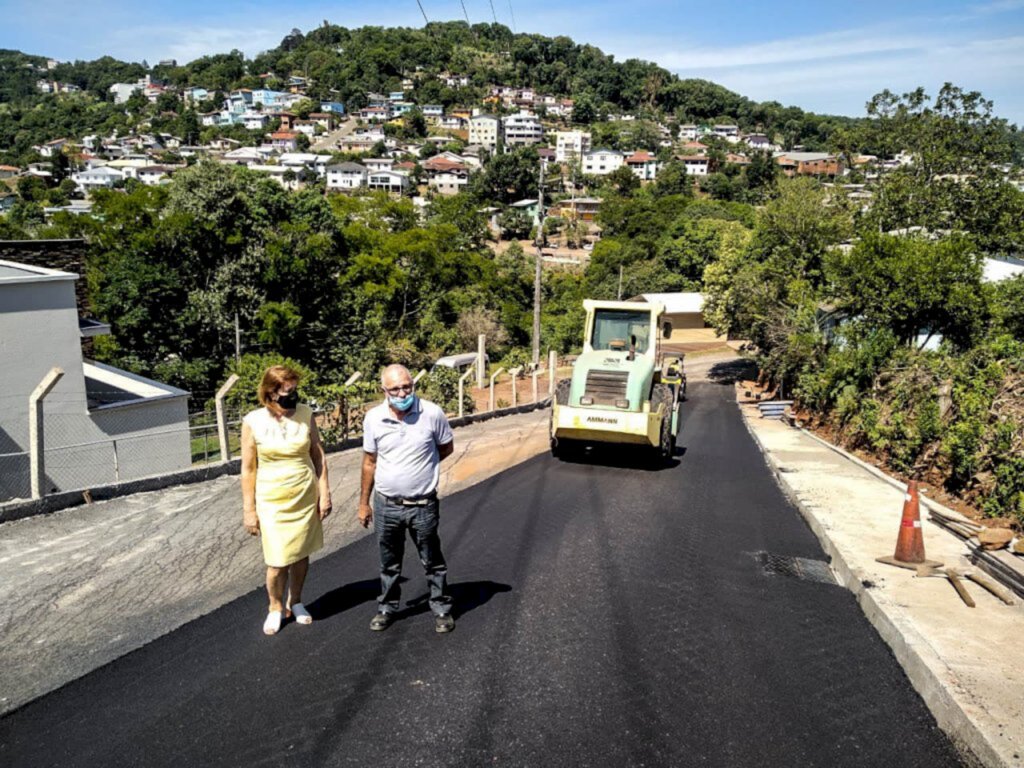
243, 403, 323, 567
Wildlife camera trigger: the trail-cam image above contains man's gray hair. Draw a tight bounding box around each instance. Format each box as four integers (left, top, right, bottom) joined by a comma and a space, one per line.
381, 364, 412, 386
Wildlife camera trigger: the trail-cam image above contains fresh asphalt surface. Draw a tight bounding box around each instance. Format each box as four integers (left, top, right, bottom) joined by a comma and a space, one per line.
1, 370, 963, 768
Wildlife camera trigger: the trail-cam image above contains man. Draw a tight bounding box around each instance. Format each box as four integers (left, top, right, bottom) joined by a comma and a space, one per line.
359, 364, 456, 633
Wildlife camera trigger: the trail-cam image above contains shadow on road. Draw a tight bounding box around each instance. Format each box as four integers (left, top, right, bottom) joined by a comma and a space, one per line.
707, 358, 757, 385
554, 445, 683, 471
404, 580, 512, 619
306, 578, 380, 620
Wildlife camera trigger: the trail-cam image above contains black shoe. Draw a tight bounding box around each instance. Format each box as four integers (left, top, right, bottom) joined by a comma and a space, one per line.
370, 612, 394, 631
434, 613, 455, 634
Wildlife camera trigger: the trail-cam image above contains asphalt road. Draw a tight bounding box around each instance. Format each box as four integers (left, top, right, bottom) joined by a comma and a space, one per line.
0, 371, 963, 768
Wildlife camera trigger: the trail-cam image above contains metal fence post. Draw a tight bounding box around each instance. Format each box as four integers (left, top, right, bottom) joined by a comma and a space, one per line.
489, 367, 506, 412
548, 350, 558, 395
458, 368, 474, 419
341, 372, 362, 441
29, 367, 64, 500
510, 367, 523, 407
477, 334, 487, 390
112, 439, 120, 483
215, 374, 240, 462
532, 368, 540, 402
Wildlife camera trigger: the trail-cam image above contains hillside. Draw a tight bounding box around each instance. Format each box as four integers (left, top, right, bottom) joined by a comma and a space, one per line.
0, 22, 862, 161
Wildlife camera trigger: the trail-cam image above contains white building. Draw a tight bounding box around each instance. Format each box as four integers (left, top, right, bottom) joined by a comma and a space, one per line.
625, 151, 659, 181
583, 149, 625, 176
556, 131, 592, 163
712, 124, 740, 142
366, 170, 410, 195
502, 111, 543, 147
72, 166, 124, 194
469, 114, 501, 152
679, 156, 710, 176
326, 162, 367, 191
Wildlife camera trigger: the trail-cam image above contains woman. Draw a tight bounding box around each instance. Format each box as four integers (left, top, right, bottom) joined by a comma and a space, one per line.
241, 365, 332, 635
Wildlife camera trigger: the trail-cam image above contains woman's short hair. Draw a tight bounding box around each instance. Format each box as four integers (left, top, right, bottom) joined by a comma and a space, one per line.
258, 365, 301, 413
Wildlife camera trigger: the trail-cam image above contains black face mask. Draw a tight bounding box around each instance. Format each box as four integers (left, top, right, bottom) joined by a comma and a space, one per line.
276, 391, 299, 409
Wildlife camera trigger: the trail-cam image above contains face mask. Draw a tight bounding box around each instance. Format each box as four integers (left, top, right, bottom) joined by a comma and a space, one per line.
389, 393, 415, 411
276, 391, 299, 409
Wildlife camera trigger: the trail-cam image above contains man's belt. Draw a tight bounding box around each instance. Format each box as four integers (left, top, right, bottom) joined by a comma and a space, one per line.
379, 491, 437, 507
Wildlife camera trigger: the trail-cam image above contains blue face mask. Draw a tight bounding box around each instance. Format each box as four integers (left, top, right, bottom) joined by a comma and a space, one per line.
389, 393, 415, 411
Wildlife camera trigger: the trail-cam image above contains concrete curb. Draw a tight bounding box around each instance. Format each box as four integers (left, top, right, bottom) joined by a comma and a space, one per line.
0, 400, 552, 525
739, 407, 993, 768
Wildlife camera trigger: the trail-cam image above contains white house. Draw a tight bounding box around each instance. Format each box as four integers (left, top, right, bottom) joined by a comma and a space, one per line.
241, 112, 270, 130
424, 158, 470, 195
583, 149, 625, 176
679, 156, 710, 176
625, 150, 659, 181
503, 111, 543, 147
326, 162, 367, 191
556, 131, 592, 163
364, 157, 395, 173
366, 170, 410, 195
469, 114, 501, 152
712, 124, 740, 142
136, 166, 176, 186
72, 166, 124, 194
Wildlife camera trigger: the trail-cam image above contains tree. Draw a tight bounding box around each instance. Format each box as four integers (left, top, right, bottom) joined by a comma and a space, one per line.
606, 165, 640, 196
825, 232, 987, 350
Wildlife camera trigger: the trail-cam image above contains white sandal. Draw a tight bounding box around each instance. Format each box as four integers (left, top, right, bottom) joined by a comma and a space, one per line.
289, 603, 313, 625
263, 610, 285, 635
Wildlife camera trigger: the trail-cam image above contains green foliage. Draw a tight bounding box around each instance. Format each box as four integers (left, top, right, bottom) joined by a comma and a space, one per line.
418, 365, 474, 415
824, 232, 986, 349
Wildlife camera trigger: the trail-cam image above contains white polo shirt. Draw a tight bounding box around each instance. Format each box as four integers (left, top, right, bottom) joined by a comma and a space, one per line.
362, 397, 454, 498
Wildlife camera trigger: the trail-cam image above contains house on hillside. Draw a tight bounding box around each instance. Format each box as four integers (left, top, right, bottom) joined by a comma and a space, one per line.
583, 149, 625, 176
71, 166, 124, 194
469, 114, 501, 152
631, 292, 726, 344
774, 151, 843, 178
625, 151, 659, 181
0, 259, 190, 501
366, 170, 410, 195
502, 111, 543, 147
326, 162, 368, 191
556, 130, 591, 163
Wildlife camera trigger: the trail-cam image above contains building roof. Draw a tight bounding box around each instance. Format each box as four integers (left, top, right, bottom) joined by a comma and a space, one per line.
327, 162, 368, 172
626, 151, 655, 163
775, 151, 834, 162
637, 292, 705, 314
0, 259, 77, 284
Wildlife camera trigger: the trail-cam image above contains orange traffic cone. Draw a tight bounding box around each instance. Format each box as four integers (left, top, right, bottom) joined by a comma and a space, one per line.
877, 480, 942, 570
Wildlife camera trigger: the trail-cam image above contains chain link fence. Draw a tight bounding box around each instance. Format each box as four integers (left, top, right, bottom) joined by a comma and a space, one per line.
1, 355, 564, 506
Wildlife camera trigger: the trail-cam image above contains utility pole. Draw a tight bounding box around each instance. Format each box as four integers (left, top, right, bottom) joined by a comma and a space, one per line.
234, 312, 241, 364
617, 264, 624, 300
531, 160, 545, 368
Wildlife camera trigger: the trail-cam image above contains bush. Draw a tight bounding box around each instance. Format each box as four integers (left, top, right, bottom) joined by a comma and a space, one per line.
418, 365, 474, 415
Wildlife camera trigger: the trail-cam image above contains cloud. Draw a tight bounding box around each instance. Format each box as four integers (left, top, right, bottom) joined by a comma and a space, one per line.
653, 27, 932, 70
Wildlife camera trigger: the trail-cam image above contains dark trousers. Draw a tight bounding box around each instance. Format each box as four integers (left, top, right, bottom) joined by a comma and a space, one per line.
373, 492, 452, 616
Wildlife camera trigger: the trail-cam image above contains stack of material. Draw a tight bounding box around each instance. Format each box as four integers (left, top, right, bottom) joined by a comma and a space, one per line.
757, 400, 795, 420
927, 505, 1024, 599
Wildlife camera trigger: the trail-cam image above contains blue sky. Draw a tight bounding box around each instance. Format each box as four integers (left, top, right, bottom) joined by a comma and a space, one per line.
3, 0, 1023, 123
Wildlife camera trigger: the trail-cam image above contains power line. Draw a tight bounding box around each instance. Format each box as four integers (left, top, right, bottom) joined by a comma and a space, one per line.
506, 0, 517, 31
414, 0, 429, 24
459, 0, 472, 26
488, 0, 498, 24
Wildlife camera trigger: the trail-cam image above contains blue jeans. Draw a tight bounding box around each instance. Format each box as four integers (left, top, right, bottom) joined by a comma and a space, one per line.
373, 492, 452, 616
